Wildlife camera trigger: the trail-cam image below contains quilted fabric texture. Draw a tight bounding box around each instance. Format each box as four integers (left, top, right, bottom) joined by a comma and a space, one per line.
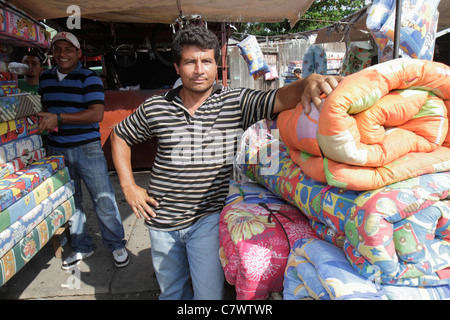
0, 148, 45, 180
0, 196, 74, 285
0, 181, 74, 259
0, 116, 38, 145
0, 95, 42, 122
0, 156, 65, 212
284, 238, 386, 300
277, 58, 450, 190
284, 238, 450, 300
344, 172, 450, 286
219, 181, 318, 300
0, 93, 72, 286
239, 119, 450, 289
0, 134, 43, 165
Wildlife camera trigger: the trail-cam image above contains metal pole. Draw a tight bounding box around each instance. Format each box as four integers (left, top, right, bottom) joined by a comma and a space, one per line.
393, 0, 402, 59
221, 22, 228, 87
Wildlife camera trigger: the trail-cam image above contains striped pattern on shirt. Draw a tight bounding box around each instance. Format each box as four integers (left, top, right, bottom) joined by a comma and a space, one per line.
113, 85, 277, 231
39, 62, 104, 148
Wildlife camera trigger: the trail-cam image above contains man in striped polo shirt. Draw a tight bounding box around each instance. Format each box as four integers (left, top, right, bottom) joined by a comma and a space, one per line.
111, 25, 342, 300
37, 32, 129, 270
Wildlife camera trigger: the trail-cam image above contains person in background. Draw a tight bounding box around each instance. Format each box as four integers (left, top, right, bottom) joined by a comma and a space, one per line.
293, 68, 302, 79
18, 50, 44, 94
36, 32, 129, 270
110, 25, 342, 300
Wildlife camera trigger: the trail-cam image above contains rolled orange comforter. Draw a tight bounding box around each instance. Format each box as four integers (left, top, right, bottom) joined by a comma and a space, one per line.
277, 58, 450, 190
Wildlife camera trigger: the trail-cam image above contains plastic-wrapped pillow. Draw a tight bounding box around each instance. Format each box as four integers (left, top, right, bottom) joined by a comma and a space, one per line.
367, 0, 440, 61
237, 35, 270, 80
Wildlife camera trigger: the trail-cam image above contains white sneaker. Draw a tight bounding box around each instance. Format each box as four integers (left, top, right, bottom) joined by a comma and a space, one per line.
113, 248, 129, 267
62, 250, 94, 270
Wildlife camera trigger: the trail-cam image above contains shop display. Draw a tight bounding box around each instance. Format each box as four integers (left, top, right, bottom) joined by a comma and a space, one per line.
0, 8, 50, 48
219, 180, 318, 300
0, 119, 74, 286
0, 7, 71, 286
276, 58, 450, 190
237, 35, 270, 80
367, 0, 440, 61
284, 238, 386, 300
234, 116, 450, 299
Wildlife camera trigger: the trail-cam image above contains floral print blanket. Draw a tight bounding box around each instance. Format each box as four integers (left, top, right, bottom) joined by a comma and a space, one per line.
238, 119, 450, 289
285, 238, 450, 300
219, 180, 318, 300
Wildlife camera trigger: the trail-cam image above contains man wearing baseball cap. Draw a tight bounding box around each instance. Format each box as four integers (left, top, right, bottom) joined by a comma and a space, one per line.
37, 32, 130, 270
52, 31, 81, 49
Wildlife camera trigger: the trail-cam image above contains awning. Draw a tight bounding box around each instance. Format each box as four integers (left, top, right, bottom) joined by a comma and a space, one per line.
314, 6, 371, 44
6, 0, 315, 26
439, 1, 450, 32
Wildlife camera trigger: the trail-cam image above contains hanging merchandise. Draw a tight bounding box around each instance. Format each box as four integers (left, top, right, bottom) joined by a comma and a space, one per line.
264, 65, 278, 81
7, 62, 29, 75
341, 42, 374, 76
237, 35, 270, 80
367, 0, 441, 62
0, 8, 51, 48
302, 44, 327, 78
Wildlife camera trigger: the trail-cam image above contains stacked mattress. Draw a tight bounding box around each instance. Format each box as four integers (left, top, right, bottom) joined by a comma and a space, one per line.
222, 58, 450, 299
0, 106, 75, 286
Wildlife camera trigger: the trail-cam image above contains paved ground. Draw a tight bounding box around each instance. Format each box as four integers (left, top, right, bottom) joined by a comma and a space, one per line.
0, 171, 162, 300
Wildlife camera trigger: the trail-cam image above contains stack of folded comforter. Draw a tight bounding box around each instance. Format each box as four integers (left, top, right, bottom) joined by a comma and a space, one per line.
0, 107, 75, 286
230, 58, 450, 299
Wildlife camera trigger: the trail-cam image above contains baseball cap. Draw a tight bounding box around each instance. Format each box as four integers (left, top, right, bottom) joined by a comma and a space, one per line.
52, 32, 80, 49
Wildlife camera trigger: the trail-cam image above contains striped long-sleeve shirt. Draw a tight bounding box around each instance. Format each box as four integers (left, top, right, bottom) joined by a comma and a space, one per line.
114, 84, 277, 231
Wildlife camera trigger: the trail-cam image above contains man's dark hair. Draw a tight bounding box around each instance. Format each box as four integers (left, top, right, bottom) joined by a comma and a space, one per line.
23, 49, 43, 66
171, 25, 220, 66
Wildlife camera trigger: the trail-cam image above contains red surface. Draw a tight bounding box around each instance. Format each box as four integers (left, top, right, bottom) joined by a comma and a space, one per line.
101, 89, 167, 170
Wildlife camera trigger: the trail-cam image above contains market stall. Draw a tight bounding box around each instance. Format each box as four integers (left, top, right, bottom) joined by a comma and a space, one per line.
0, 4, 74, 286
2, 0, 449, 300
219, 0, 450, 299
221, 58, 450, 300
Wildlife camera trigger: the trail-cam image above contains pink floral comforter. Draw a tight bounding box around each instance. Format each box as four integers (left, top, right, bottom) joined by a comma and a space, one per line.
219, 180, 318, 300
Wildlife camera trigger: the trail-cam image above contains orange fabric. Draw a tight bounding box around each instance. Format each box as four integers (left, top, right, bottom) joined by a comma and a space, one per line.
277, 58, 450, 190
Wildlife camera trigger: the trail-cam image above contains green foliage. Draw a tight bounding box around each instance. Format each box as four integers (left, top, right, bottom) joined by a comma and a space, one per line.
236, 0, 369, 39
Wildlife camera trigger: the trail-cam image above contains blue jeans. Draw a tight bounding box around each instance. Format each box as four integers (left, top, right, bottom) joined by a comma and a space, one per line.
149, 213, 224, 300
48, 141, 126, 253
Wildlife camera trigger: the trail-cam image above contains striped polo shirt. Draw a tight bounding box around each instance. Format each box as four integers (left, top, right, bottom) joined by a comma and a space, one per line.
39, 62, 104, 148
114, 84, 277, 231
